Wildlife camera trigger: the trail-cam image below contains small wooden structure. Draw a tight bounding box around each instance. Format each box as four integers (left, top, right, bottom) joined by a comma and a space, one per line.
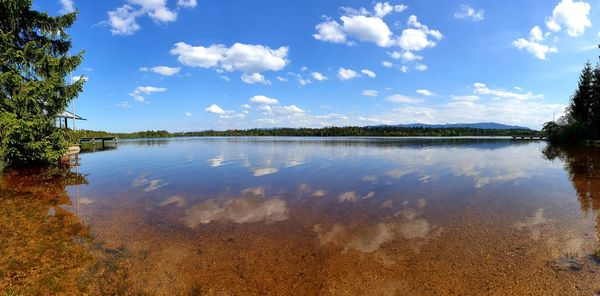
56, 110, 86, 129
511, 134, 545, 140
80, 137, 118, 149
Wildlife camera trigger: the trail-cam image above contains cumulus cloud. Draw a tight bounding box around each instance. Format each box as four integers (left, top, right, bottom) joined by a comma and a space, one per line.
382, 61, 393, 67
139, 66, 181, 76
205, 104, 226, 115
71, 75, 87, 83
545, 0, 591, 36
177, 0, 197, 8
340, 15, 393, 47
241, 73, 270, 85
337, 67, 360, 80
250, 95, 279, 105
60, 0, 75, 13
361, 69, 376, 78
473, 82, 543, 100
416, 89, 433, 96
129, 86, 166, 102
513, 38, 558, 60
363, 90, 379, 97
374, 2, 408, 18
454, 4, 484, 21
311, 72, 328, 81
313, 2, 441, 53
107, 0, 194, 35
170, 42, 289, 79
415, 64, 428, 71
107, 5, 142, 35
397, 15, 443, 51
387, 94, 420, 103
313, 19, 348, 43
514, 0, 590, 60
389, 50, 423, 61
513, 26, 558, 60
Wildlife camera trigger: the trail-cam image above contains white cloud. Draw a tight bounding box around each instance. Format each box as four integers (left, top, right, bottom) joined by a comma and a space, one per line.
250, 95, 279, 105
513, 27, 558, 60
241, 73, 270, 85
452, 95, 480, 101
454, 4, 484, 21
545, 0, 591, 37
387, 94, 420, 103
340, 15, 393, 47
389, 50, 423, 61
177, 0, 197, 8
185, 112, 192, 116
107, 5, 142, 35
281, 105, 305, 114
140, 66, 181, 76
313, 4, 442, 65
400, 65, 409, 73
116, 101, 131, 108
530, 26, 544, 42
170, 42, 289, 74
397, 15, 442, 51
415, 64, 428, 71
298, 78, 312, 86
361, 69, 376, 78
276, 76, 288, 82
205, 104, 227, 115
416, 89, 433, 96
311, 72, 328, 81
374, 2, 408, 18
60, 0, 75, 13
129, 86, 166, 102
313, 19, 348, 44
362, 90, 379, 97
71, 75, 87, 83
337, 68, 360, 80
473, 82, 543, 100
107, 0, 195, 35
382, 61, 393, 67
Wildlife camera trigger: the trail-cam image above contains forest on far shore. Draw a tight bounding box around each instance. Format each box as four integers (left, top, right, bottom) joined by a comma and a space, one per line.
67, 126, 538, 140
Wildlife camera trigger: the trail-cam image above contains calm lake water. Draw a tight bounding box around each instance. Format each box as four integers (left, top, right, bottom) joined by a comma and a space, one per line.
2, 137, 600, 295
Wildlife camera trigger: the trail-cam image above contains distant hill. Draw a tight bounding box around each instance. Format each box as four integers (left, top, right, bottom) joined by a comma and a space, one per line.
380, 122, 531, 130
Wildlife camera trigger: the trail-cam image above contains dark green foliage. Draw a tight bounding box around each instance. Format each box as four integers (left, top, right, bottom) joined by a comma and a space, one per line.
0, 0, 84, 168
543, 45, 600, 143
68, 127, 537, 139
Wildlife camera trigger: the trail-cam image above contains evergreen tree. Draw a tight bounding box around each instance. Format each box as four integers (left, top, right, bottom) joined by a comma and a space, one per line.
592, 48, 600, 138
567, 62, 594, 131
0, 0, 84, 167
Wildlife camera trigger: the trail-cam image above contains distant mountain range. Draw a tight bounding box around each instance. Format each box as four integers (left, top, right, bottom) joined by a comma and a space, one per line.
375, 122, 531, 130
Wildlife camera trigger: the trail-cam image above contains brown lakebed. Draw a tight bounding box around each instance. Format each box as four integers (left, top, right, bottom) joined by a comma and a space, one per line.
1, 137, 600, 295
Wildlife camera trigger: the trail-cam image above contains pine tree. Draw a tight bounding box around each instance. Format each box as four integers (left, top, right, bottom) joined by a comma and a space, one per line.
0, 0, 84, 167
592, 46, 600, 139
567, 62, 594, 132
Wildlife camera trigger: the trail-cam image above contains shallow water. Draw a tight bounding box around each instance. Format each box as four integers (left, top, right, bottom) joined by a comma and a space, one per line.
2, 137, 600, 295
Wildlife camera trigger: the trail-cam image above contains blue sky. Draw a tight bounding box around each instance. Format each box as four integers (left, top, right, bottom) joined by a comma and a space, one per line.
37, 0, 600, 132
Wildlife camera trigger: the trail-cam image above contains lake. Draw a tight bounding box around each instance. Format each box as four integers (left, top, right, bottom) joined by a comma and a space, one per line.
2, 137, 600, 295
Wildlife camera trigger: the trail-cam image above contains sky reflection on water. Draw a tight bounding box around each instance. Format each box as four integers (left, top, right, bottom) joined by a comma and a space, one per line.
60, 137, 600, 294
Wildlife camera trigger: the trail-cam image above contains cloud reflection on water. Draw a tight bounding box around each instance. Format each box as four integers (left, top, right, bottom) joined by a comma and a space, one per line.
181, 188, 288, 227
314, 199, 441, 253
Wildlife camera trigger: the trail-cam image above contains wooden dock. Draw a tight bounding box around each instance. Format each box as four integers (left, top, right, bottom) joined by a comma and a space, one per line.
511, 135, 545, 140
80, 137, 118, 149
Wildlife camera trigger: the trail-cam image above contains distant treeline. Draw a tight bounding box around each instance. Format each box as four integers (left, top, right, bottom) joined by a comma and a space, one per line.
67, 126, 537, 141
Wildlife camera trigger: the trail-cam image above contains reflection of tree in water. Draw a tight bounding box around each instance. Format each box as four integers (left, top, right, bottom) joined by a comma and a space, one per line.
543, 145, 600, 233
0, 165, 132, 294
